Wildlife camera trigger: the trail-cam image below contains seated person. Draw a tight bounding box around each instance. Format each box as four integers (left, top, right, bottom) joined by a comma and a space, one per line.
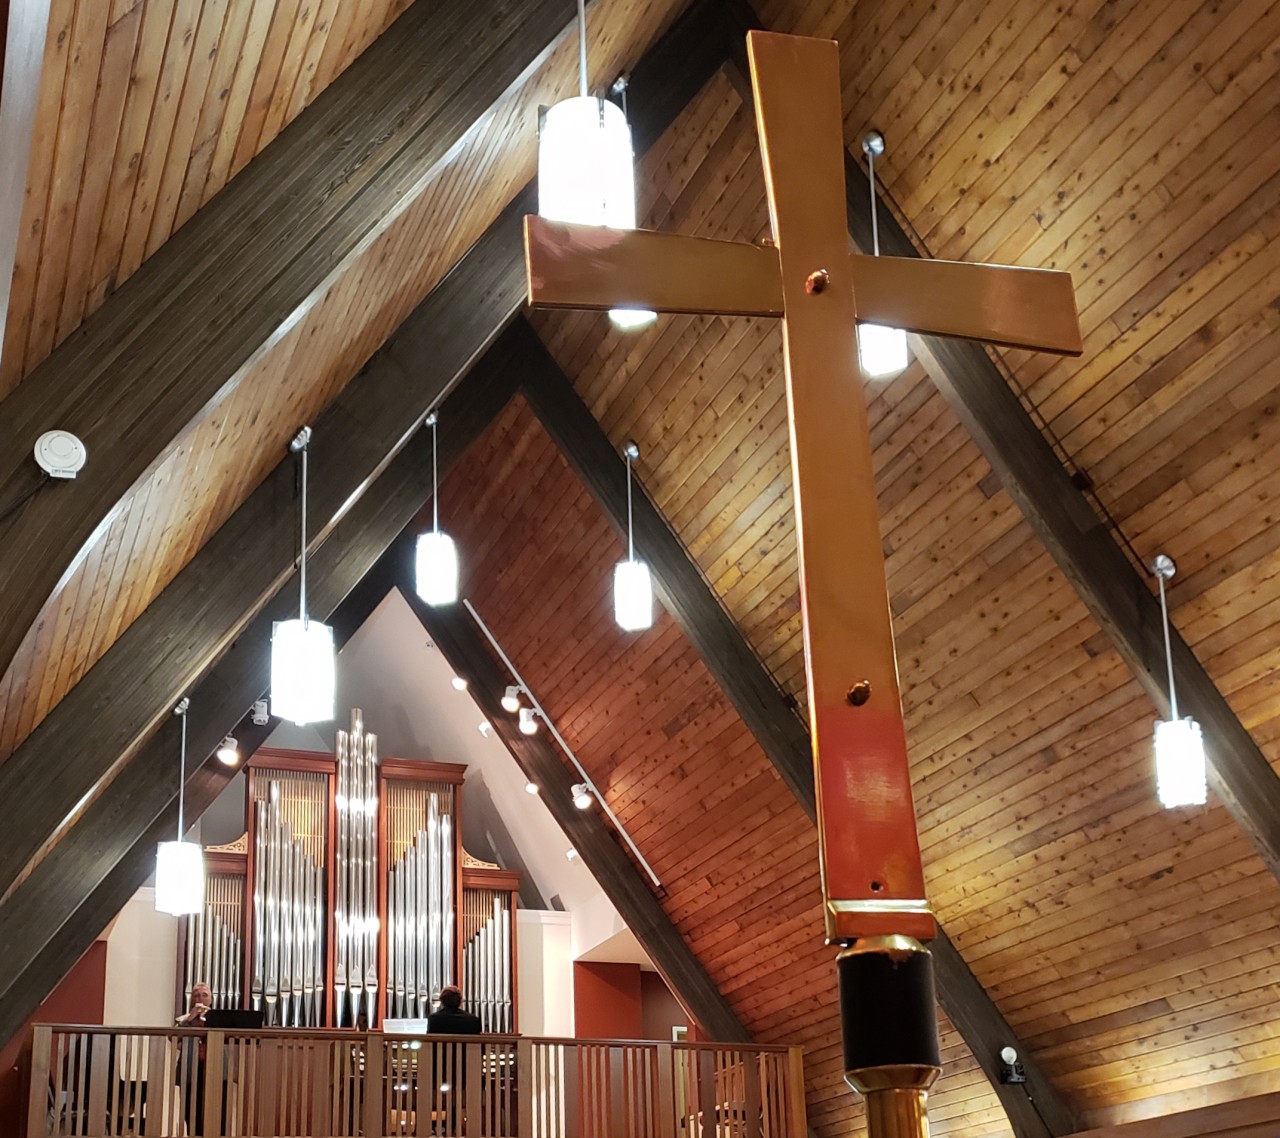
427, 986, 482, 1034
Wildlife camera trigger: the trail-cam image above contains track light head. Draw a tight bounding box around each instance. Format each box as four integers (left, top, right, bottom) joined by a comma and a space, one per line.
216, 735, 240, 766
478, 721, 492, 738
525, 781, 540, 795
501, 685, 521, 713
571, 783, 593, 810
451, 675, 468, 691
519, 707, 538, 735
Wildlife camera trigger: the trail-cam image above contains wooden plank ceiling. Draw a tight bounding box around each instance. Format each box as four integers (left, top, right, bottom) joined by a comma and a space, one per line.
1, 0, 1279, 1133
437, 394, 1012, 1138
526, 21, 1280, 1125
0, 0, 686, 759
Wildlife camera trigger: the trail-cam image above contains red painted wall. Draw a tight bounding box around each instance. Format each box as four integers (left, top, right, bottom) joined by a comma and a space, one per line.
574, 961, 644, 1040
1, 942, 107, 1136
640, 970, 690, 1041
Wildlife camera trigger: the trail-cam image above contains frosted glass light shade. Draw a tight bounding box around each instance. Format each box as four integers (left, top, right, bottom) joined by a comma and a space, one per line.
155, 840, 204, 916
1153, 717, 1207, 808
415, 531, 459, 605
271, 618, 335, 726
539, 96, 655, 331
858, 323, 909, 378
613, 558, 653, 631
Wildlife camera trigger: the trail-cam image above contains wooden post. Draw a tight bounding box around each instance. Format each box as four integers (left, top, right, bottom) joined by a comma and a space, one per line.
363, 1032, 384, 1138
655, 1043, 677, 1138
517, 1038, 534, 1138
203, 1031, 225, 1137
26, 1025, 50, 1138
786, 1047, 807, 1138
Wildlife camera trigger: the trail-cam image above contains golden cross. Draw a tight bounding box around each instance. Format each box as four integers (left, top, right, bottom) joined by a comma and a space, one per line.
527, 29, 1081, 944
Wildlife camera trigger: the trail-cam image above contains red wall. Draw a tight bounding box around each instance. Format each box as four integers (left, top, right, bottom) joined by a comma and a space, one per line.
574, 961, 644, 1040
0, 942, 108, 1135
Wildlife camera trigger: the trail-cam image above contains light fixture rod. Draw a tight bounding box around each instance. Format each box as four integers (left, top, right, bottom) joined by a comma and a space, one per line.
577, 0, 588, 98
463, 597, 661, 887
625, 447, 635, 562
1154, 555, 1179, 720
427, 411, 440, 534
175, 697, 190, 840
867, 147, 880, 256
291, 426, 313, 626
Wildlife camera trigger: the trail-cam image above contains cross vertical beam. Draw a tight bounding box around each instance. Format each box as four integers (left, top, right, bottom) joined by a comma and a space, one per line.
747, 31, 932, 945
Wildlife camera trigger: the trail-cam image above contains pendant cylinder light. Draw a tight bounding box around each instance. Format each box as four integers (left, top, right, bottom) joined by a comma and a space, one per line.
538, 2, 654, 330
1151, 554, 1207, 808
156, 698, 205, 916
858, 131, 908, 378
613, 442, 653, 631
272, 427, 336, 726
416, 411, 460, 605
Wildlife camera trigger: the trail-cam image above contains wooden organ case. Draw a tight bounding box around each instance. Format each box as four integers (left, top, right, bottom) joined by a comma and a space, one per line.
178, 710, 519, 1031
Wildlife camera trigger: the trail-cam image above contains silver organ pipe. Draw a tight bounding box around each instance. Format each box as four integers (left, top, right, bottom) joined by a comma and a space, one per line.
183, 871, 245, 1013
385, 780, 456, 1019
250, 769, 327, 1027
462, 889, 513, 1032
335, 709, 380, 1026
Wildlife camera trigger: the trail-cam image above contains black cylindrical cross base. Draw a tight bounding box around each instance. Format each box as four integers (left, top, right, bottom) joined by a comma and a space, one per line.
838, 936, 941, 1138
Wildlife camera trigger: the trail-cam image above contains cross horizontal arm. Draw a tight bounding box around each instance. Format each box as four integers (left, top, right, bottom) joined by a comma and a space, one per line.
524, 217, 782, 315
851, 253, 1083, 356
526, 217, 1082, 355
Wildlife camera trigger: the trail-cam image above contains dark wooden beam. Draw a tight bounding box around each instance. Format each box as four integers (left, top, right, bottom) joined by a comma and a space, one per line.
0, 346, 517, 1048
0, 0, 572, 678
0, 0, 734, 1040
0, 0, 51, 359
515, 312, 1076, 1137
396, 547, 750, 1045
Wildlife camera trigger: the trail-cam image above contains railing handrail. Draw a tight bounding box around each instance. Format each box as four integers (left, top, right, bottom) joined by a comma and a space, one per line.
33, 1023, 795, 1052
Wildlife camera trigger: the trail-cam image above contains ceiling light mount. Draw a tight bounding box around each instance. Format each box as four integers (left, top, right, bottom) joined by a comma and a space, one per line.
271, 425, 335, 726
1151, 553, 1207, 807
416, 409, 459, 605
614, 442, 653, 631
858, 129, 908, 378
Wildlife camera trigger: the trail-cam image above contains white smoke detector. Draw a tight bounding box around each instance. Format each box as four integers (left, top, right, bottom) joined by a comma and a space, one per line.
34, 430, 86, 479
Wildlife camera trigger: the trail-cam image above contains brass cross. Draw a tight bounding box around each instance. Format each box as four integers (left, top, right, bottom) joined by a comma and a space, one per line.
525, 22, 1079, 983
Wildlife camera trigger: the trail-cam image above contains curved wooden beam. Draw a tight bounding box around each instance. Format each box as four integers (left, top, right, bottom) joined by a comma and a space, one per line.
0, 0, 570, 680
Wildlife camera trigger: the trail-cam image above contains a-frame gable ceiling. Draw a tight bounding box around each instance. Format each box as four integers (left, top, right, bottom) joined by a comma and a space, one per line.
1, 0, 1280, 1134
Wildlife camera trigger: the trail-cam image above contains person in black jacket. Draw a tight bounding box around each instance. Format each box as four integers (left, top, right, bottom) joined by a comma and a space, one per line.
426, 986, 482, 1034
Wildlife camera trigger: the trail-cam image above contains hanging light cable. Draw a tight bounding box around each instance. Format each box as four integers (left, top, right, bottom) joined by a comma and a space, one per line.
858, 131, 909, 378
613, 441, 653, 631
416, 411, 460, 605
1152, 554, 1207, 808
271, 427, 336, 726
155, 698, 205, 915
538, 0, 654, 331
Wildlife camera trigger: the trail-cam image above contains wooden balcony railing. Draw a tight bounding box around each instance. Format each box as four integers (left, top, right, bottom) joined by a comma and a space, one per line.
26, 1024, 806, 1138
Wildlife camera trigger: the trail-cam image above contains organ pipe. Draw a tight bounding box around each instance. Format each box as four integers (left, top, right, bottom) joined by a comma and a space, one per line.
183, 871, 244, 1013
462, 889, 513, 1032
335, 709, 380, 1026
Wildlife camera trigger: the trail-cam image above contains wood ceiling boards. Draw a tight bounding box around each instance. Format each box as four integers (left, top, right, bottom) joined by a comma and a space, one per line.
528, 5, 1280, 1123
0, 0, 687, 764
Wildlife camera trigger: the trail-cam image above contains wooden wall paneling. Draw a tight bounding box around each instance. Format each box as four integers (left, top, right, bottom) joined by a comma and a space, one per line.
0, 0, 574, 698
515, 314, 1075, 1138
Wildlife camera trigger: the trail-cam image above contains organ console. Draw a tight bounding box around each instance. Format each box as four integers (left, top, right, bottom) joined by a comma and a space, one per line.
178, 709, 519, 1031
